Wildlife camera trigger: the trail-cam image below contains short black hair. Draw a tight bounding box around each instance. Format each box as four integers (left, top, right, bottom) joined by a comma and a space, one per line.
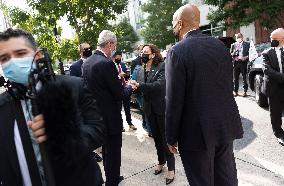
0, 28, 36, 50
113, 51, 122, 57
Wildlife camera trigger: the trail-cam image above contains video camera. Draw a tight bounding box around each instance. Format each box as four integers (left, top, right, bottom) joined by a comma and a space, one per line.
232, 50, 239, 58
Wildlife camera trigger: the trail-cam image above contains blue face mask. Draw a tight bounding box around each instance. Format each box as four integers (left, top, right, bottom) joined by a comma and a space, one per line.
1, 56, 34, 85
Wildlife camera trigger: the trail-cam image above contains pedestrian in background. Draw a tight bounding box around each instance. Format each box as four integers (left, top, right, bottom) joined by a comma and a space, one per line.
70, 42, 92, 77
166, 4, 243, 186
112, 51, 137, 131
230, 33, 250, 97
132, 59, 152, 136
263, 28, 284, 146
130, 44, 175, 185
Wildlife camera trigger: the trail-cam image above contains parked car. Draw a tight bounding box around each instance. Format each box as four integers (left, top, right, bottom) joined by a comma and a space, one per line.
248, 42, 271, 107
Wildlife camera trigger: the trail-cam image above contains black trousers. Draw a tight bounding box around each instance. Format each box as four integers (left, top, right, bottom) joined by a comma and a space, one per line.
233, 61, 248, 93
122, 94, 132, 124
148, 113, 175, 171
269, 96, 284, 137
102, 133, 122, 186
180, 142, 238, 186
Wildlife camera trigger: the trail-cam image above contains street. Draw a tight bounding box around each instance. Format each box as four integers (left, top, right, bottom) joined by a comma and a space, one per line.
98, 90, 284, 186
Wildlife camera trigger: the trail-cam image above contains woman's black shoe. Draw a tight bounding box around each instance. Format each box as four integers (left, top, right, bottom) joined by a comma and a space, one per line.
154, 169, 163, 175
166, 177, 175, 185
154, 164, 165, 175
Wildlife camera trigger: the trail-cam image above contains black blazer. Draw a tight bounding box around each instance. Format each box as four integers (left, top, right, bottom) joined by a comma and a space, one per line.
262, 48, 284, 99
83, 50, 124, 135
0, 75, 104, 186
70, 59, 83, 77
230, 41, 250, 58
166, 30, 243, 151
138, 62, 165, 116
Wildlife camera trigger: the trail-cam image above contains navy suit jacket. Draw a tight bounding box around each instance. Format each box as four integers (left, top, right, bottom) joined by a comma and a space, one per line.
70, 59, 83, 77
166, 30, 243, 151
83, 50, 131, 135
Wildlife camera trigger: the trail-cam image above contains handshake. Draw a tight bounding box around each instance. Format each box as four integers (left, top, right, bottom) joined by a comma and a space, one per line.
127, 80, 139, 91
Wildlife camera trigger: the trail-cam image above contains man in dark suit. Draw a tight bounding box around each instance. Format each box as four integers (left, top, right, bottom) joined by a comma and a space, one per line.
70, 42, 92, 77
263, 28, 284, 146
131, 44, 143, 75
83, 30, 132, 186
0, 28, 104, 186
112, 51, 137, 131
230, 33, 250, 97
166, 4, 243, 186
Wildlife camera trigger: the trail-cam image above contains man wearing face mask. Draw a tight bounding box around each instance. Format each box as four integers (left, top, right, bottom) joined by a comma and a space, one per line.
263, 28, 284, 146
166, 4, 243, 186
0, 28, 105, 186
230, 33, 250, 97
82, 30, 133, 186
70, 43, 92, 77
112, 51, 137, 131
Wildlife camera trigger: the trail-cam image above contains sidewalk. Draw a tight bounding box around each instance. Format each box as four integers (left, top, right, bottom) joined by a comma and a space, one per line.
97, 112, 283, 186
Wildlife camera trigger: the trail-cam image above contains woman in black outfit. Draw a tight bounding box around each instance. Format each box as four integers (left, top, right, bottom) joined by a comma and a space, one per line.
131, 44, 175, 185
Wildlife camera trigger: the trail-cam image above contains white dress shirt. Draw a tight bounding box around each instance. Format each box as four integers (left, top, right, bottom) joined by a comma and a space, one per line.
274, 47, 283, 73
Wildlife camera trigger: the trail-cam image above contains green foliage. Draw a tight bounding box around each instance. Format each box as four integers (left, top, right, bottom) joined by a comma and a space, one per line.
141, 0, 184, 49
205, 0, 284, 29
27, 0, 128, 44
112, 17, 139, 53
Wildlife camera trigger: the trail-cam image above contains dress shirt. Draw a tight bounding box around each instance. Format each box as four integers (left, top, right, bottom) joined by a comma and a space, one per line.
274, 47, 283, 73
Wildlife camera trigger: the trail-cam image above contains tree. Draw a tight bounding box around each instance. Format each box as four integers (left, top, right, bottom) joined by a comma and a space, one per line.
27, 0, 128, 44
112, 17, 139, 53
0, 4, 79, 62
205, 0, 284, 29
141, 0, 185, 49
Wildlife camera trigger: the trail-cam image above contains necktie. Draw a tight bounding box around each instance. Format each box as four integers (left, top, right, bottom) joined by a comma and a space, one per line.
117, 64, 126, 86
22, 100, 47, 186
280, 48, 284, 73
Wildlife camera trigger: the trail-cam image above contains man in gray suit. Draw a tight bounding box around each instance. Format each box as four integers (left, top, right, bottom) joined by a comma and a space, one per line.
166, 4, 243, 186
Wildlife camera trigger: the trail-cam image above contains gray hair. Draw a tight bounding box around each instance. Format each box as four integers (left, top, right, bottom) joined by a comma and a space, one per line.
97, 30, 117, 47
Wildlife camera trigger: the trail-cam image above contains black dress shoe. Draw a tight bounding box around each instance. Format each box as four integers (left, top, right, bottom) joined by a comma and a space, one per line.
166, 171, 175, 185
154, 164, 165, 175
166, 177, 175, 185
277, 137, 284, 146
154, 169, 163, 175
118, 176, 124, 183
94, 152, 103, 162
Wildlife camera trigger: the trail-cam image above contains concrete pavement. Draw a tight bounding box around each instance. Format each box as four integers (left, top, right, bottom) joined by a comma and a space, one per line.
98, 101, 284, 186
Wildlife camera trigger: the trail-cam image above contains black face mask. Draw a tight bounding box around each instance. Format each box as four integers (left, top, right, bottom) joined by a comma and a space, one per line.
83, 47, 92, 58
141, 54, 150, 64
115, 59, 121, 64
271, 40, 280, 47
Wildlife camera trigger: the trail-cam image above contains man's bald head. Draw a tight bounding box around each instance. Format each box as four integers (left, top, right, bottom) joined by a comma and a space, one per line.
173, 4, 200, 28
271, 28, 284, 39
270, 28, 284, 47
172, 4, 200, 41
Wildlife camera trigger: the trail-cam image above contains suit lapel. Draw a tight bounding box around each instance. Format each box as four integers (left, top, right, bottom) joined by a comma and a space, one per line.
0, 100, 22, 184
147, 65, 159, 83
12, 101, 42, 186
270, 49, 280, 71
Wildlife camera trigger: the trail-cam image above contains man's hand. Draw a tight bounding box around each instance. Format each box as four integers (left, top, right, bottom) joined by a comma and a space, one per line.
119, 72, 126, 78
28, 114, 47, 144
167, 143, 178, 154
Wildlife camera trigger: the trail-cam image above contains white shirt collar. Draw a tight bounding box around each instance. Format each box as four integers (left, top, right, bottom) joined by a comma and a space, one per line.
97, 49, 108, 58
183, 28, 199, 39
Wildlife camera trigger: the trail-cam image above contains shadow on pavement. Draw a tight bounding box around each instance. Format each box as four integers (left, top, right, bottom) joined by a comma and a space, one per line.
234, 116, 257, 151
